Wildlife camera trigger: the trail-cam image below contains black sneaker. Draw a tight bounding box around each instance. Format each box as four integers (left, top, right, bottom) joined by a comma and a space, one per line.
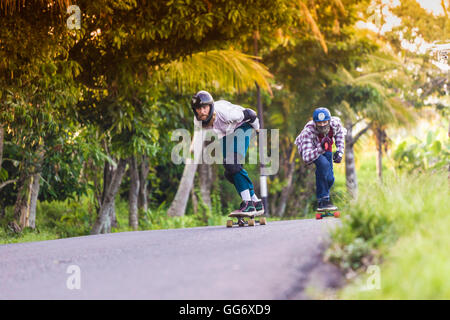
254, 200, 264, 215
231, 201, 256, 216
322, 197, 338, 211
316, 199, 326, 212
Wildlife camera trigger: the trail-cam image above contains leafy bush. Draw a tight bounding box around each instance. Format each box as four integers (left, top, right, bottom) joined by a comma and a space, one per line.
36, 196, 95, 237
394, 129, 449, 173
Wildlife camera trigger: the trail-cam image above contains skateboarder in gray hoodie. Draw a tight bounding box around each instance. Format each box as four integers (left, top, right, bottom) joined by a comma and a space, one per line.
191, 90, 264, 215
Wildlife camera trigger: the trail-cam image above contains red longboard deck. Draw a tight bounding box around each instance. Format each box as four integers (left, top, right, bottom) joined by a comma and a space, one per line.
316, 211, 340, 220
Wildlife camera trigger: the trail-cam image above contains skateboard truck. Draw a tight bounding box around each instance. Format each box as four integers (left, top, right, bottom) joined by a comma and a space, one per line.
226, 214, 267, 228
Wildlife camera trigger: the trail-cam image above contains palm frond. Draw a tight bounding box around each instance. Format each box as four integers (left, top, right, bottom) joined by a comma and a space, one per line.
366, 53, 403, 68
354, 71, 392, 83
332, 0, 347, 15
298, 0, 328, 54
153, 50, 273, 95
386, 97, 416, 126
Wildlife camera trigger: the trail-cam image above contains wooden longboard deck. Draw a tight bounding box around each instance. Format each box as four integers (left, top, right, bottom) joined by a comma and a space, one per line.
226, 212, 267, 228
228, 210, 264, 218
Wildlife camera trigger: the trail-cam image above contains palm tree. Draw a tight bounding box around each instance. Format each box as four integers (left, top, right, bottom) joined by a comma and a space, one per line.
325, 50, 416, 197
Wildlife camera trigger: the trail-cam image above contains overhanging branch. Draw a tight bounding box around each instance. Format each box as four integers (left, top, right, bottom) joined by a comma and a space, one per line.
0, 179, 17, 190
351, 122, 373, 147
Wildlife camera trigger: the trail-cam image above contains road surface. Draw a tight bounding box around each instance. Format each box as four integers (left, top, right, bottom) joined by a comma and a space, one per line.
0, 219, 343, 299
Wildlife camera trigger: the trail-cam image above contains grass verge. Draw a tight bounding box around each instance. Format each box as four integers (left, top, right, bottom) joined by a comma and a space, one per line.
325, 170, 450, 299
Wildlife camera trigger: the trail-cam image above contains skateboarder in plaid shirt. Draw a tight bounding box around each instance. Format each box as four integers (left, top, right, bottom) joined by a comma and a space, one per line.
191, 90, 264, 216
294, 108, 347, 211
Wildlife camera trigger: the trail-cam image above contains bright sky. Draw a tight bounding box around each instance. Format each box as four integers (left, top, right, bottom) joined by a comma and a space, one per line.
357, 0, 449, 70
359, 0, 446, 34
416, 0, 445, 15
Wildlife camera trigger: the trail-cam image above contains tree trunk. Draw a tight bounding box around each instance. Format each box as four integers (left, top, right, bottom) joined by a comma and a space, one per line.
276, 162, 295, 217
27, 172, 41, 228
101, 160, 118, 228
13, 144, 44, 231
191, 186, 198, 214
198, 163, 212, 210
167, 131, 202, 217
375, 127, 384, 183
276, 147, 297, 217
0, 125, 4, 169
13, 171, 41, 230
138, 155, 150, 212
345, 120, 358, 199
91, 158, 128, 234
168, 160, 198, 216
14, 174, 33, 230
128, 156, 140, 230
102, 160, 113, 204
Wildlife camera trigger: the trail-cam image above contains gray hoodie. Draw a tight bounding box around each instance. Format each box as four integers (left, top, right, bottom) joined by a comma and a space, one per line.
193, 100, 246, 139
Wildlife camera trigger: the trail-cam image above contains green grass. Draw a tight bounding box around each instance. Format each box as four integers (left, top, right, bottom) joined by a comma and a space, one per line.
0, 227, 60, 245
346, 215, 450, 299
325, 169, 450, 299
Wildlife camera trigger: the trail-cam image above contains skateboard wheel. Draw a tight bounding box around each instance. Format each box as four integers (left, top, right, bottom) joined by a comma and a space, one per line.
248, 219, 255, 227
226, 220, 233, 228
260, 217, 267, 225
334, 211, 340, 218
316, 213, 323, 220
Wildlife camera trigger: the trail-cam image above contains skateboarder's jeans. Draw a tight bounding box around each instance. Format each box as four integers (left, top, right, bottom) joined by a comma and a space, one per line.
314, 151, 334, 199
222, 123, 255, 196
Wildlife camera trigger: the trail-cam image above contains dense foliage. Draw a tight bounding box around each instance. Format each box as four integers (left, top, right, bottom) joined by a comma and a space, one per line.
0, 0, 447, 238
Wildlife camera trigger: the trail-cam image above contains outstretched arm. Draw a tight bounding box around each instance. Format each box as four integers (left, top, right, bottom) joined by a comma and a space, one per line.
333, 121, 346, 154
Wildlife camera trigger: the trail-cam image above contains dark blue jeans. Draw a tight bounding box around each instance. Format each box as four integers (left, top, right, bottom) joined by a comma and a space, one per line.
221, 123, 255, 196
314, 151, 334, 199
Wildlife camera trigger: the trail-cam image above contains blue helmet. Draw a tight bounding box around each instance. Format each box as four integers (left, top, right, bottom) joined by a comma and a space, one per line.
313, 108, 331, 122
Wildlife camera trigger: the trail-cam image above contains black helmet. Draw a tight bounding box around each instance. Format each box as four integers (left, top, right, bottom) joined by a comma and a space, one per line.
191, 90, 214, 125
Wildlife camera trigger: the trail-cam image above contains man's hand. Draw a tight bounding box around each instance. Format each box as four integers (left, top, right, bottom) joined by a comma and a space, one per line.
321, 136, 332, 150
250, 117, 260, 132
243, 108, 257, 123
333, 151, 343, 163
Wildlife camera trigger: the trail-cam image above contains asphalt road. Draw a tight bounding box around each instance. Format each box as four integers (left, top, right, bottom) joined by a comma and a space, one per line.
0, 219, 343, 299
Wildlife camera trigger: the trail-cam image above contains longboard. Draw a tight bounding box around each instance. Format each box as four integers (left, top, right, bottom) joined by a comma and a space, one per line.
227, 211, 266, 227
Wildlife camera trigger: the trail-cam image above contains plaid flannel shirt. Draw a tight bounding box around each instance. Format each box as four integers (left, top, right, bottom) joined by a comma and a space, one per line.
294, 117, 347, 164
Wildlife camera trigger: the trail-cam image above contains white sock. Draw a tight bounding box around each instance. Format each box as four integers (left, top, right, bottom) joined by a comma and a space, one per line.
251, 194, 260, 202
240, 189, 251, 201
